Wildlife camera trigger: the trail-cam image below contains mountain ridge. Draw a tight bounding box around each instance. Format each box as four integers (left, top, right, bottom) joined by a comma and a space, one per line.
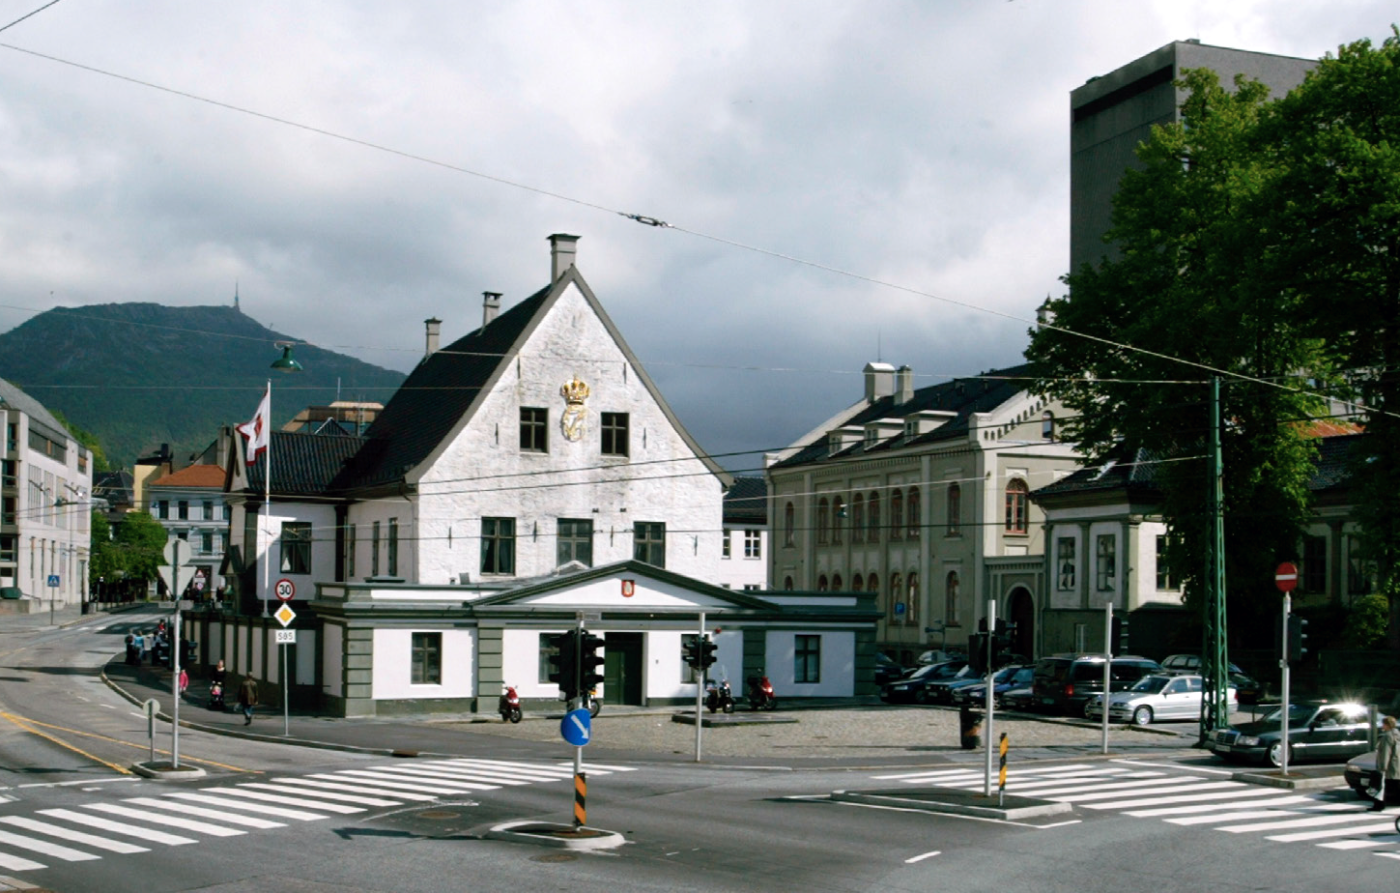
0, 303, 406, 468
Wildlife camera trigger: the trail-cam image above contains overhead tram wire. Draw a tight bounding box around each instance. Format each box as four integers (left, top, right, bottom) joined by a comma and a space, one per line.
0, 42, 1388, 421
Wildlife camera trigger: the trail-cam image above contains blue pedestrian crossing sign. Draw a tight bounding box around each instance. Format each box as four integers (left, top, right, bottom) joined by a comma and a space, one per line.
47, 575, 59, 588
561, 708, 592, 746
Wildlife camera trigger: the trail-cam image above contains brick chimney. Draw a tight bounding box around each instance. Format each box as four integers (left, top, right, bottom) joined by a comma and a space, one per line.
549, 233, 580, 282
424, 317, 441, 360
482, 292, 502, 327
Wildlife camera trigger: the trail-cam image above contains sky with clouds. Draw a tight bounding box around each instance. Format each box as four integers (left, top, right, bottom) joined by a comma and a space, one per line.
0, 1, 1393, 472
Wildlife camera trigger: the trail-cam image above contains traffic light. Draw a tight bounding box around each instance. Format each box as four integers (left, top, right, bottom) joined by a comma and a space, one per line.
698, 635, 718, 670
684, 636, 702, 670
547, 632, 577, 700
968, 633, 987, 675
578, 631, 606, 692
1287, 615, 1309, 659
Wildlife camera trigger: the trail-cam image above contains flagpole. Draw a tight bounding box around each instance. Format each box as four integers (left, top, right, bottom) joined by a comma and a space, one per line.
262, 378, 271, 618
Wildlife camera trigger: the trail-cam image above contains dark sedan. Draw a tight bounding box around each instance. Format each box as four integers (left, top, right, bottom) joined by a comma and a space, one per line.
880, 660, 966, 704
952, 665, 1036, 709
1207, 701, 1375, 767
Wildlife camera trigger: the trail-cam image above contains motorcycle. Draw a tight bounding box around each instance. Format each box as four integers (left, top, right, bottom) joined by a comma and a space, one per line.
705, 679, 735, 714
498, 684, 522, 723
746, 674, 777, 711
579, 687, 602, 718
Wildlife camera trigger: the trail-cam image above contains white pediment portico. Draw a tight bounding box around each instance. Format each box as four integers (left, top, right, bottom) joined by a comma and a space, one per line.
472, 561, 773, 615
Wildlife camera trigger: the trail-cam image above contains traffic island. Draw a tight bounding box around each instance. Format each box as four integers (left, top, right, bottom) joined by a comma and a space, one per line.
670, 711, 798, 727
1231, 766, 1349, 790
486, 821, 626, 851
130, 760, 206, 780
831, 786, 1072, 821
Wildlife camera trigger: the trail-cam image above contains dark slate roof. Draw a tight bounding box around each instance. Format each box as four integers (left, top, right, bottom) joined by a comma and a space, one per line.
1309, 433, 1363, 493
771, 363, 1035, 468
1031, 446, 1163, 500
0, 377, 65, 437
328, 285, 551, 492
93, 470, 134, 505
244, 430, 368, 497
311, 418, 359, 437
724, 476, 767, 524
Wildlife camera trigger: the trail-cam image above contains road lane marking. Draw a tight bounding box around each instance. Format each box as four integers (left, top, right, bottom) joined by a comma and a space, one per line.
0, 827, 101, 862
0, 712, 131, 776
1111, 759, 1235, 776
1, 712, 252, 773
161, 792, 329, 821
196, 787, 364, 814
905, 850, 941, 863
119, 797, 283, 829
276, 777, 436, 801
238, 783, 401, 807
1267, 822, 1400, 842
88, 802, 245, 836
37, 809, 197, 846
0, 816, 147, 854
1121, 793, 1309, 815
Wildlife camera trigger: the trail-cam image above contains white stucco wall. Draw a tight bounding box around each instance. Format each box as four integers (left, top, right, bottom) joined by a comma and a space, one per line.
414, 283, 724, 587
716, 525, 768, 591
503, 627, 569, 701
371, 628, 475, 700
763, 630, 855, 697
243, 502, 339, 603
343, 501, 416, 582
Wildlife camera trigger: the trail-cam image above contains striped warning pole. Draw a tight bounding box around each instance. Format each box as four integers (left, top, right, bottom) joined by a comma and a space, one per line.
997, 733, 1008, 807
574, 771, 587, 829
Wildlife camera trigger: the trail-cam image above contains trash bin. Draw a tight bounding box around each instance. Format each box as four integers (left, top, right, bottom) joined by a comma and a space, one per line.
959, 705, 982, 750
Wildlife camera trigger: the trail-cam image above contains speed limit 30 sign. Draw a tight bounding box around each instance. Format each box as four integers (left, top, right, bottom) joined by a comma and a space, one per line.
274, 578, 296, 601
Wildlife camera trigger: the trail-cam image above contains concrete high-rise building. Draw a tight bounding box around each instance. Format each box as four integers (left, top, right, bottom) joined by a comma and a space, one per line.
1069, 40, 1315, 273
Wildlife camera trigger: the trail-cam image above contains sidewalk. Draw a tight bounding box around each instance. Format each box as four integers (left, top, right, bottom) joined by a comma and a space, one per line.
0, 600, 137, 633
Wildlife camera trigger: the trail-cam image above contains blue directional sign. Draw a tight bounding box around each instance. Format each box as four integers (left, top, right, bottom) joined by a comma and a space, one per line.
46, 575, 59, 588
560, 708, 592, 746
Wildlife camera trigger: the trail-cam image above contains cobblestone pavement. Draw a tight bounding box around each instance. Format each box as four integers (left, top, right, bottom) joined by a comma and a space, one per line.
447, 705, 1199, 761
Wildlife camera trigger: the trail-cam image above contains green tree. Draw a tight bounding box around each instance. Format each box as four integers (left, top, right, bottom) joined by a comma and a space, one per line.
112, 511, 168, 585
1264, 29, 1400, 647
1026, 68, 1331, 640
1341, 593, 1390, 650
51, 410, 111, 474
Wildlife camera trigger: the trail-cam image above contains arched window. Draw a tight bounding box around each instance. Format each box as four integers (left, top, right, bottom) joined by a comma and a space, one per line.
945, 571, 960, 625
831, 572, 843, 591
816, 498, 830, 545
907, 572, 919, 625
831, 496, 845, 545
852, 495, 865, 544
907, 487, 921, 540
784, 575, 794, 591
889, 490, 903, 541
890, 573, 903, 623
866, 573, 879, 600
1005, 479, 1029, 534
817, 574, 829, 592
1042, 411, 1055, 442
946, 484, 961, 536
852, 572, 864, 592
784, 501, 796, 546
867, 491, 881, 543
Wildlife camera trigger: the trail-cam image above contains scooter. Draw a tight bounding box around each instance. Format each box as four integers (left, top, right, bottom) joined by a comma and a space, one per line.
498, 684, 522, 723
705, 679, 735, 713
580, 687, 602, 718
746, 674, 777, 711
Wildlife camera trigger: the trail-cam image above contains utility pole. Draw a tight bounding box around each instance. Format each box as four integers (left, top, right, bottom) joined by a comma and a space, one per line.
1199, 377, 1230, 743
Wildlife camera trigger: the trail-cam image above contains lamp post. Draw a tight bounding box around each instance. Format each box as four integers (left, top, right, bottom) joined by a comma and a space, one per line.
260, 342, 303, 618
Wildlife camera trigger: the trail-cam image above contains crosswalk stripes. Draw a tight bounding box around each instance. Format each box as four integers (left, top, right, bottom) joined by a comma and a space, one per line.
873, 760, 1400, 857
0, 757, 633, 875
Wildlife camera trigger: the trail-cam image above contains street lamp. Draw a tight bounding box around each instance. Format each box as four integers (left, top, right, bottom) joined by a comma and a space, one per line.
246, 342, 305, 617
270, 341, 304, 373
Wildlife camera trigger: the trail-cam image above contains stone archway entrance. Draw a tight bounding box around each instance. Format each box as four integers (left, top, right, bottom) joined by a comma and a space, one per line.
1007, 587, 1035, 659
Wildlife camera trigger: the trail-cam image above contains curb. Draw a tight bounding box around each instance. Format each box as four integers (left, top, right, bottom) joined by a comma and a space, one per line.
485, 821, 627, 851
831, 788, 1073, 820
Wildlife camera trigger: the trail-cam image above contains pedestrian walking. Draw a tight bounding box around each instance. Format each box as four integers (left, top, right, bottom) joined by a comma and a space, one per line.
178, 667, 189, 695
1369, 714, 1400, 811
238, 675, 259, 725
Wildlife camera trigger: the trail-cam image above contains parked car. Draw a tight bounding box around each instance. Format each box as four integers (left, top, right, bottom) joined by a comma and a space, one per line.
875, 652, 907, 687
919, 664, 985, 705
1207, 700, 1375, 767
1000, 685, 1036, 711
1031, 654, 1162, 716
953, 665, 1035, 709
1084, 674, 1236, 726
880, 660, 966, 704
1160, 654, 1263, 704
916, 649, 964, 666
1345, 749, 1376, 796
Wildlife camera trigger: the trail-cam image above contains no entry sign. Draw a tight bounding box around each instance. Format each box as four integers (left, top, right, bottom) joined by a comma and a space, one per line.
1275, 562, 1298, 593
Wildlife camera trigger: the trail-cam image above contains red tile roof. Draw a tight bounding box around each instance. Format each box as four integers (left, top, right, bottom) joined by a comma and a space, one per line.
148, 464, 226, 489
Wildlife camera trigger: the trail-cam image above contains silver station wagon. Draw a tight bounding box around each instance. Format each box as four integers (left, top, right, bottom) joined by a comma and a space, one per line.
1084, 674, 1235, 726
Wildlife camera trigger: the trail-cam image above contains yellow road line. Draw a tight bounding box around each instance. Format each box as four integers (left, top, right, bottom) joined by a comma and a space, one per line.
1, 712, 257, 774
2, 712, 132, 776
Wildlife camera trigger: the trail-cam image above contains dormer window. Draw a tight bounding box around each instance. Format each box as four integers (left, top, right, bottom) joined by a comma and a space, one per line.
864, 428, 879, 449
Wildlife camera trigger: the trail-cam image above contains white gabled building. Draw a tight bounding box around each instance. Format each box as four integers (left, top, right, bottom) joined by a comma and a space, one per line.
206, 235, 878, 717
0, 378, 93, 608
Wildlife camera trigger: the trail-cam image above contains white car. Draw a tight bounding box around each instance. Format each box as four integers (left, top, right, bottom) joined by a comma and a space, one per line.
1084, 674, 1236, 725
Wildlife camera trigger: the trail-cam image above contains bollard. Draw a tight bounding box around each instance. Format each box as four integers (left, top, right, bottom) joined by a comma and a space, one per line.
573, 772, 587, 829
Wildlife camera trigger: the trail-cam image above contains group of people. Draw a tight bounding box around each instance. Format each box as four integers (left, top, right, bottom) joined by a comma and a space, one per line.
122, 621, 196, 669
124, 625, 261, 725
202, 659, 258, 724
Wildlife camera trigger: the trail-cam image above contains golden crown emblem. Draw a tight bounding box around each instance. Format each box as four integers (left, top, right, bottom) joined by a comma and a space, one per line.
561, 377, 591, 405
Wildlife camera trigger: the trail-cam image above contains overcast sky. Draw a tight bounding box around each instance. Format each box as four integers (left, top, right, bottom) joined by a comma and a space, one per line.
0, 2, 1393, 472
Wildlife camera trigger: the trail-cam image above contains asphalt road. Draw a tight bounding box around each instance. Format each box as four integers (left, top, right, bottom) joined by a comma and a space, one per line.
0, 607, 1393, 893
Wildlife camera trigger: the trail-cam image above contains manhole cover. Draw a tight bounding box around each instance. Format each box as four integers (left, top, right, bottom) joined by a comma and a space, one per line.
531, 853, 578, 863
417, 810, 460, 820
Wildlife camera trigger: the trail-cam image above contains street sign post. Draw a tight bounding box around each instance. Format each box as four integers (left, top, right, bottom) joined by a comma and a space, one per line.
1276, 562, 1297, 776
275, 629, 297, 644
561, 708, 591, 746
1275, 562, 1298, 593
274, 604, 296, 627
275, 578, 296, 602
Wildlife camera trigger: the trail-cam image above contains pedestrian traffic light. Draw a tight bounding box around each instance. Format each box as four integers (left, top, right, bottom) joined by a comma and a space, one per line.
684, 635, 702, 670
578, 631, 606, 692
1287, 614, 1309, 659
548, 632, 577, 700
699, 634, 718, 670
